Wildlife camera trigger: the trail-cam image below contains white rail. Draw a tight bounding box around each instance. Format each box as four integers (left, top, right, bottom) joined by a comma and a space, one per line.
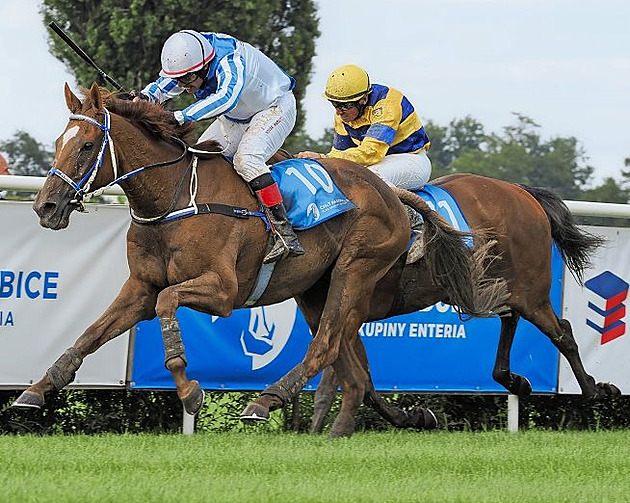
2, 175, 630, 218
564, 200, 630, 219
0, 175, 124, 195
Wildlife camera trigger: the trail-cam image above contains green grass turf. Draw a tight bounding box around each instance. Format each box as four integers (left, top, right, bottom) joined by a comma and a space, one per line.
1, 430, 629, 503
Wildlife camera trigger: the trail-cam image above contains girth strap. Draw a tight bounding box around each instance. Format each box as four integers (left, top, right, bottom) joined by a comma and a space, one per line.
134, 202, 269, 226
196, 203, 263, 220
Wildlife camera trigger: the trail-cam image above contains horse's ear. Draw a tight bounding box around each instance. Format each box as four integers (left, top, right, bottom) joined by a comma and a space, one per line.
89, 82, 103, 111
64, 82, 81, 113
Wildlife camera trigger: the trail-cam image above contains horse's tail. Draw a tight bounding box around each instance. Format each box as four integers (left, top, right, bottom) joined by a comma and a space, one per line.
393, 188, 509, 317
518, 184, 605, 285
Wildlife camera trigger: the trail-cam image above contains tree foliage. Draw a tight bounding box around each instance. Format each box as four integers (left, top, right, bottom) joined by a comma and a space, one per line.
0, 131, 53, 177
284, 127, 334, 155
41, 0, 320, 132
424, 113, 626, 200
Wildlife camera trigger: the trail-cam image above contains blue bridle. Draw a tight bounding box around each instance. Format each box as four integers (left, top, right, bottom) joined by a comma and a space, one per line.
48, 108, 118, 205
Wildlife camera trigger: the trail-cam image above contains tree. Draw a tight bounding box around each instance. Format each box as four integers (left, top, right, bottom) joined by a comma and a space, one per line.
41, 0, 320, 132
448, 114, 594, 198
284, 127, 334, 155
581, 177, 630, 204
425, 116, 486, 179
0, 131, 53, 177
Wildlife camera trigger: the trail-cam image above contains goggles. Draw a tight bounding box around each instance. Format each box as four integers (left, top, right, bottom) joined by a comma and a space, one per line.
176, 72, 200, 85
330, 100, 360, 111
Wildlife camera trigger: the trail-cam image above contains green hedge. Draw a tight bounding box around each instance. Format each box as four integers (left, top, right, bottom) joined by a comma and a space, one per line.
2, 389, 629, 435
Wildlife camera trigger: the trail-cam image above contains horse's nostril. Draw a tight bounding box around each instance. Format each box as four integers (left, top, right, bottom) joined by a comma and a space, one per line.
34, 201, 57, 217
44, 202, 57, 213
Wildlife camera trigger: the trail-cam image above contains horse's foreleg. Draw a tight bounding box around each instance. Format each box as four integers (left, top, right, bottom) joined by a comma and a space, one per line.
491, 311, 533, 396
309, 338, 439, 434
154, 273, 236, 415
354, 334, 437, 430
13, 278, 157, 409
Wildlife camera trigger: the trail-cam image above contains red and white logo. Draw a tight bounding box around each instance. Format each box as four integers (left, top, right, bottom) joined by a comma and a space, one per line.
585, 271, 629, 344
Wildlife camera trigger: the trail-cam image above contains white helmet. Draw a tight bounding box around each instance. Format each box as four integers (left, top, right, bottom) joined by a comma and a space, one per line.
159, 30, 215, 78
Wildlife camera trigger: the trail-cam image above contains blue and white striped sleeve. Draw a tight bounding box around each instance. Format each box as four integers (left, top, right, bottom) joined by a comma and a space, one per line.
141, 77, 185, 103
174, 53, 246, 124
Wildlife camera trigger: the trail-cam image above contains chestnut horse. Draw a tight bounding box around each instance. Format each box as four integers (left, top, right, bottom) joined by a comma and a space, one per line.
310, 174, 621, 433
12, 83, 503, 437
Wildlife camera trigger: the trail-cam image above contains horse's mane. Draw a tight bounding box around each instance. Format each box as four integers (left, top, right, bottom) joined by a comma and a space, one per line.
79, 87, 196, 143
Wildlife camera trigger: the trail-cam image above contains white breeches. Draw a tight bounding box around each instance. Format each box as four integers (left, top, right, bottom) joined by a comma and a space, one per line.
369, 150, 432, 191
197, 92, 297, 182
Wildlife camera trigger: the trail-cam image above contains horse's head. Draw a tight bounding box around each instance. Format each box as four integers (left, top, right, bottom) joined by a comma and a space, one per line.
34, 82, 115, 229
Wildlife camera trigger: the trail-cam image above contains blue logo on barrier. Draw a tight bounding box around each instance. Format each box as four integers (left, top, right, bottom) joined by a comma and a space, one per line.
239, 304, 298, 370
132, 301, 311, 390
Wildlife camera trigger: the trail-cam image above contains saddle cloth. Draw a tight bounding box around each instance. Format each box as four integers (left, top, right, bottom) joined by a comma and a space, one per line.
416, 184, 473, 247
270, 159, 355, 230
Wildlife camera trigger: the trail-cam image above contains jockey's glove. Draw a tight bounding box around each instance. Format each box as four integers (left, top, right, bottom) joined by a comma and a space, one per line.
163, 109, 177, 123
127, 90, 150, 101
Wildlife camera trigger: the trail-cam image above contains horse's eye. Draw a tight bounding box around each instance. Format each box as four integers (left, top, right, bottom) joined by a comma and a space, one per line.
82, 142, 94, 150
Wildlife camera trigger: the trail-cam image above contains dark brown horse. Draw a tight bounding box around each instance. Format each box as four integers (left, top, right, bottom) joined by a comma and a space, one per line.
309, 174, 621, 434
12, 83, 503, 437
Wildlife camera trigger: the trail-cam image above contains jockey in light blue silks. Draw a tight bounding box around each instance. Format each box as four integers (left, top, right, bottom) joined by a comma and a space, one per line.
138, 30, 303, 263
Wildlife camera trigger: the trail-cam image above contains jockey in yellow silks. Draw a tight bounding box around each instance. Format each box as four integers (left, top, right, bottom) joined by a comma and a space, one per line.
297, 64, 431, 261
297, 64, 431, 191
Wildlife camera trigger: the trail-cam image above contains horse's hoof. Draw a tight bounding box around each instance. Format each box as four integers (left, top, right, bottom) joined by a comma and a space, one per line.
309, 419, 327, 435
181, 381, 204, 415
410, 407, 438, 430
505, 375, 532, 396
596, 382, 621, 398
328, 421, 355, 438
12, 390, 45, 409
241, 402, 269, 422
517, 376, 532, 396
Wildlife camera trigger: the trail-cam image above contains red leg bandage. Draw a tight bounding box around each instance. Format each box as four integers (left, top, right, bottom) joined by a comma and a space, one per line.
256, 182, 283, 207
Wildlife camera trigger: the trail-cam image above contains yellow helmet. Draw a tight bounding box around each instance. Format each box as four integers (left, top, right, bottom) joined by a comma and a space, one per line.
324, 64, 372, 102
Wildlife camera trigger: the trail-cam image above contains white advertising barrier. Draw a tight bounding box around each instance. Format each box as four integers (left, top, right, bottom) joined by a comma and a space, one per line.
0, 200, 130, 387
560, 225, 630, 394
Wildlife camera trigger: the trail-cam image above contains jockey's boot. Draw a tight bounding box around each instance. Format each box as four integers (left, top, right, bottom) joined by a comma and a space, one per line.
262, 202, 305, 263
249, 173, 304, 264
405, 204, 424, 264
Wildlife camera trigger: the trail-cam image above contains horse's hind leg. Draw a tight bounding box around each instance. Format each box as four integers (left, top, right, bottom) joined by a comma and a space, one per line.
525, 302, 620, 399
491, 311, 533, 396
327, 337, 368, 437
13, 278, 157, 409
243, 252, 402, 433
310, 366, 338, 434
